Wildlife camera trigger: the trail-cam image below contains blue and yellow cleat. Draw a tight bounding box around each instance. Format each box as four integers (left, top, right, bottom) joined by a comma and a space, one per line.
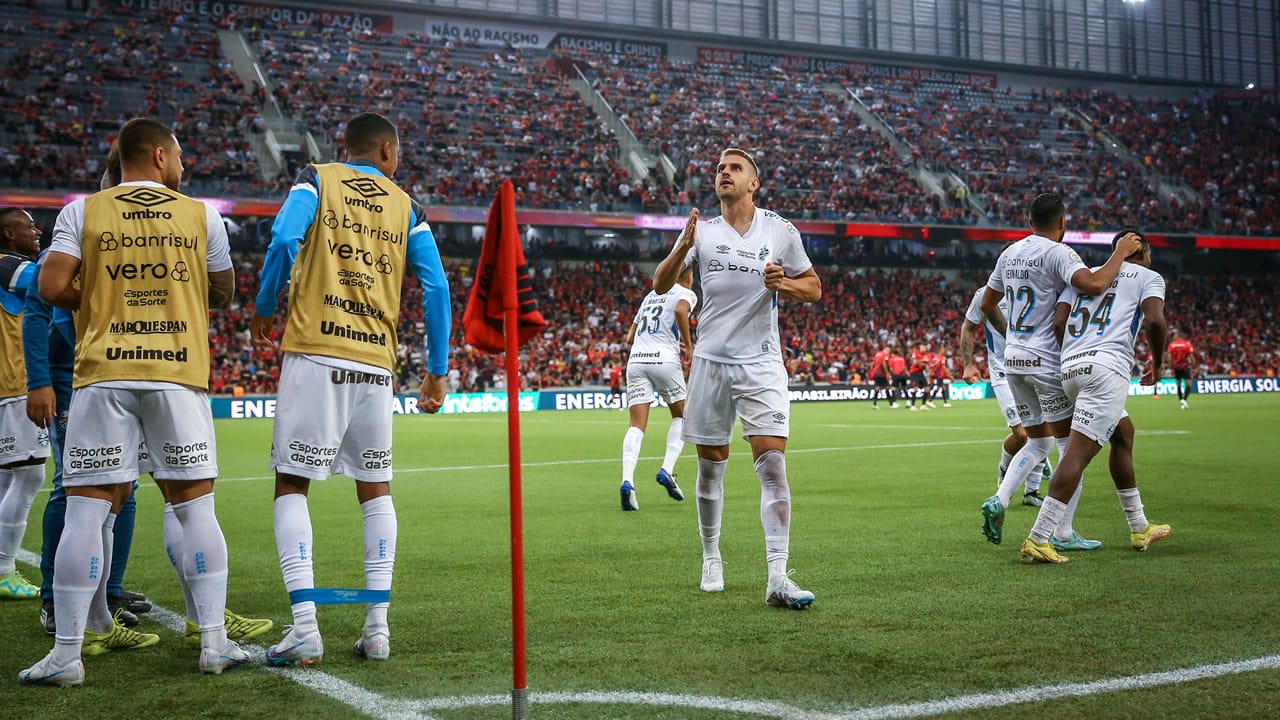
185, 609, 275, 648
655, 469, 684, 501
620, 481, 639, 511
981, 495, 1005, 545
0, 570, 40, 600
1051, 532, 1102, 552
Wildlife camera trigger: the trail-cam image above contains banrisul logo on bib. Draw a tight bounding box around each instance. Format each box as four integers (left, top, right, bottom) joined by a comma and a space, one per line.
116, 187, 178, 220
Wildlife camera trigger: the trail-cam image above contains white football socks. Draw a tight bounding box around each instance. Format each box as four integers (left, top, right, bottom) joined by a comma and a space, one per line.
1028, 496, 1068, 544
172, 493, 229, 650
695, 457, 726, 560
755, 450, 791, 577
52, 496, 111, 664
86, 513, 116, 634
1117, 488, 1148, 531
0, 465, 44, 575
1053, 480, 1085, 542
621, 426, 643, 485
274, 493, 318, 634
163, 503, 198, 621
661, 418, 685, 475
997, 436, 1052, 508
361, 495, 397, 634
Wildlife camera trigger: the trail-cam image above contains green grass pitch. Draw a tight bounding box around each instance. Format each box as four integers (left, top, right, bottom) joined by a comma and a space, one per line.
4, 394, 1278, 718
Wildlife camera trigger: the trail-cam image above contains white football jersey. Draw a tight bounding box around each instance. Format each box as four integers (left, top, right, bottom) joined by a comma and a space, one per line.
628, 286, 698, 365
684, 208, 811, 364
986, 234, 1087, 375
1058, 261, 1165, 378
964, 287, 1009, 375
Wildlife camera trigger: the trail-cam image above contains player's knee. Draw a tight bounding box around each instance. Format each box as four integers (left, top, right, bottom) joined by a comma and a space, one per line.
753, 449, 789, 495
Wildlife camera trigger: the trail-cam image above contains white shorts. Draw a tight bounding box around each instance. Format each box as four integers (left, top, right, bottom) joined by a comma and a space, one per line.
1061, 364, 1130, 446
1006, 371, 1073, 427
271, 354, 394, 482
626, 362, 687, 407
62, 386, 217, 486
0, 397, 51, 464
988, 372, 1020, 428
683, 357, 789, 446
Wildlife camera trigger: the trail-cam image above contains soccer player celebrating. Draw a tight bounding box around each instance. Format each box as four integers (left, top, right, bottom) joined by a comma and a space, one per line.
653, 148, 821, 609
1020, 230, 1171, 563
888, 346, 908, 409
960, 286, 1050, 507
0, 208, 49, 601
251, 112, 451, 665
1167, 331, 1196, 409
978, 193, 1141, 548
618, 266, 697, 511
22, 118, 243, 686
908, 343, 931, 410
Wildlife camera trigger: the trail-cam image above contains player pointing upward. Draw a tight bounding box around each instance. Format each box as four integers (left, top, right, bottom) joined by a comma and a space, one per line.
654, 148, 822, 609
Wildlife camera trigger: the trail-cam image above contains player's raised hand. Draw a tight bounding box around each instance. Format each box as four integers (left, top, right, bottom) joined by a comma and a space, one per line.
764, 262, 785, 291
249, 315, 276, 351
675, 208, 698, 252
1117, 232, 1143, 258
419, 372, 446, 414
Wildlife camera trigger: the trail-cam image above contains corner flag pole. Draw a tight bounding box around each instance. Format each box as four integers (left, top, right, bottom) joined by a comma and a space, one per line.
504, 239, 529, 720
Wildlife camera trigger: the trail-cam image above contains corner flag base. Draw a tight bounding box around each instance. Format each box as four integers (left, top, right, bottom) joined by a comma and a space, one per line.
512, 687, 529, 719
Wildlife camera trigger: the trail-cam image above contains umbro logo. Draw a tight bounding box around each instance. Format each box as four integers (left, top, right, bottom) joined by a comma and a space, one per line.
116, 187, 176, 208
715, 244, 730, 254
341, 177, 388, 199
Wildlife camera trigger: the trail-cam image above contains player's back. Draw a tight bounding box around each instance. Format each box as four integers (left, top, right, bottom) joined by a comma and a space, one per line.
988, 234, 1085, 374
629, 286, 697, 365
869, 350, 889, 377
1168, 338, 1194, 368
1059, 261, 1165, 378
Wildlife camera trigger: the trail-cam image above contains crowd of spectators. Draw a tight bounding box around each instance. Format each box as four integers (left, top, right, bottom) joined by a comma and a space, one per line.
206, 253, 1278, 397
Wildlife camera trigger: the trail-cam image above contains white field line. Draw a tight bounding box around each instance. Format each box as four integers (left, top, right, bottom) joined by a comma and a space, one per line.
17, 565, 1276, 720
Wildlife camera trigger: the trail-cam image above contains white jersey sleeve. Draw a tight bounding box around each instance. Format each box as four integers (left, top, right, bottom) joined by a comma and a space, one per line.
629, 287, 696, 365
49, 199, 87, 260
1060, 263, 1166, 378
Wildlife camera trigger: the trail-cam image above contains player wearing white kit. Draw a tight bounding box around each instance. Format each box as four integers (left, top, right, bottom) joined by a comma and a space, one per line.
653, 148, 822, 609
978, 193, 1142, 548
960, 287, 1049, 507
250, 113, 451, 665
619, 267, 697, 511
1021, 230, 1171, 563
21, 118, 243, 686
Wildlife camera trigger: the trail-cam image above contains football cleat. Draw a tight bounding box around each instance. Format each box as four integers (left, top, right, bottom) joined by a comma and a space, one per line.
18, 652, 84, 687
199, 640, 251, 675
111, 589, 152, 614
655, 469, 684, 501
104, 602, 139, 628
1050, 532, 1102, 551
1020, 538, 1069, 564
1021, 490, 1044, 507
1179, 399, 1188, 410
353, 630, 390, 661
83, 611, 160, 656
699, 558, 724, 593
185, 609, 275, 648
620, 481, 639, 511
266, 625, 324, 666
765, 569, 815, 609
0, 570, 40, 600
981, 495, 1005, 545
1131, 523, 1171, 552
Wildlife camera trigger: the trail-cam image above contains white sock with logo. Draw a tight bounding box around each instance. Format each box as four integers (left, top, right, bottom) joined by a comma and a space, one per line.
86, 513, 116, 635
274, 493, 318, 634
696, 458, 726, 560
361, 495, 396, 635
997, 437, 1052, 508
51, 496, 111, 664
172, 493, 229, 650
621, 427, 643, 485
163, 503, 198, 621
661, 418, 685, 475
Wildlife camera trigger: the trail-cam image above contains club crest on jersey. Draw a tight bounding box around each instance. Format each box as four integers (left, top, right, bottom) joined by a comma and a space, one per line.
758, 245, 770, 262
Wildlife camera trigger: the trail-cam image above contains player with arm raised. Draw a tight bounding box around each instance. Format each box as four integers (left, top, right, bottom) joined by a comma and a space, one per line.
250, 112, 451, 665
654, 148, 822, 609
618, 266, 697, 511
960, 286, 1049, 507
978, 193, 1141, 548
1021, 229, 1171, 563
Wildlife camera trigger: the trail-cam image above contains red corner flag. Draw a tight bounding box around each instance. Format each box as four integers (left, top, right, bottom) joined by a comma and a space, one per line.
461, 179, 544, 720
463, 179, 546, 353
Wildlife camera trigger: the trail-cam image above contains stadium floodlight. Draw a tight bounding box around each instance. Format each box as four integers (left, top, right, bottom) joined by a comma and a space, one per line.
1247, 82, 1256, 89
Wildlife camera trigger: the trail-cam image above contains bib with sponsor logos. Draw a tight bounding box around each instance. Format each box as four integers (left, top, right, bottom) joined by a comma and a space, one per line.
75, 185, 211, 389
282, 164, 411, 371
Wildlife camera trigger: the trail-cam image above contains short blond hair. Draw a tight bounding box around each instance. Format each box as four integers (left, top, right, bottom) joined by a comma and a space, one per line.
719, 148, 759, 176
